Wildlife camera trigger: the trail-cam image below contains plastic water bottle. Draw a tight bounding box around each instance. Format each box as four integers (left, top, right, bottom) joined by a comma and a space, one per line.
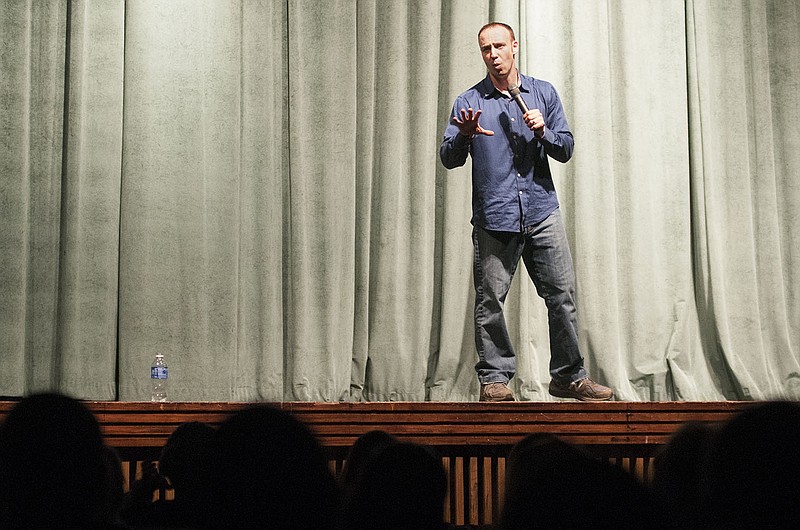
151, 353, 168, 402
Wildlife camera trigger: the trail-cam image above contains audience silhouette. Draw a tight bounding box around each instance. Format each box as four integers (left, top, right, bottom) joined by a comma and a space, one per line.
0, 392, 121, 528
500, 432, 665, 530
700, 400, 800, 529
121, 421, 215, 528
2, 393, 800, 530
199, 404, 340, 529
339, 429, 398, 497
651, 421, 716, 529
342, 440, 449, 530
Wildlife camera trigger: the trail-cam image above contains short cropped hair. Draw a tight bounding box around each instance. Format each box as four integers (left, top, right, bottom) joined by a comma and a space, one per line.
478, 22, 516, 42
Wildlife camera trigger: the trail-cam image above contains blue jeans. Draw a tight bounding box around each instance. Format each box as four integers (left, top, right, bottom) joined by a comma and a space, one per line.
472, 208, 587, 385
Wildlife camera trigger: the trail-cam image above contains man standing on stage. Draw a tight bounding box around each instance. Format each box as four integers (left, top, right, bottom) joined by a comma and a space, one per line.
440, 22, 613, 402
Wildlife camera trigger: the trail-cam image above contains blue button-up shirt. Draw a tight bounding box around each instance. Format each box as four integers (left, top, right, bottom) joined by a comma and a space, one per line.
440, 73, 574, 232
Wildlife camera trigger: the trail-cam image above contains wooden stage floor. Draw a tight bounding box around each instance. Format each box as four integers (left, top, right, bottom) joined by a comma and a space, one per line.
0, 400, 753, 527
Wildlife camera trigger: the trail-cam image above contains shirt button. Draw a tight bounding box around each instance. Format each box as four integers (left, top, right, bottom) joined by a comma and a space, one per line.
519, 191, 523, 195
511, 118, 515, 122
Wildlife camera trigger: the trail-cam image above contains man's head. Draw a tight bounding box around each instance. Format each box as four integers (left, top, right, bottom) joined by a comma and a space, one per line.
478, 22, 518, 85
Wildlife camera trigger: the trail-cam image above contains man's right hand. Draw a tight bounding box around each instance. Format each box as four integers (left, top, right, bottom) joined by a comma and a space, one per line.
452, 108, 494, 138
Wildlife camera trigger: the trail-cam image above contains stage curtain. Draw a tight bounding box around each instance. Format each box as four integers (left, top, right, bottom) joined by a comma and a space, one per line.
1, 0, 123, 398
685, 0, 800, 400
1, 0, 798, 401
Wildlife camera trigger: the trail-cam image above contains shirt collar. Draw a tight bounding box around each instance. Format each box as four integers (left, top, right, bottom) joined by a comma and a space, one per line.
480, 73, 533, 98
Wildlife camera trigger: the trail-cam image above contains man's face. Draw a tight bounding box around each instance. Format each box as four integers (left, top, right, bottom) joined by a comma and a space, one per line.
479, 25, 518, 82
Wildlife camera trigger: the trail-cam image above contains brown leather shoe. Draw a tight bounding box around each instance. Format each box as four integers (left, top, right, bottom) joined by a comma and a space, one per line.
480, 382, 515, 402
548, 377, 613, 401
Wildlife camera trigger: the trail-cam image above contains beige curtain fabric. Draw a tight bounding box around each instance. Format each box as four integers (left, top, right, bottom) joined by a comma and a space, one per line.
2, 0, 68, 396
687, 0, 800, 400
1, 0, 798, 402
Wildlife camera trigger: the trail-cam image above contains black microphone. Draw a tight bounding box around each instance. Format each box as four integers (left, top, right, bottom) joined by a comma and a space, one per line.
508, 83, 529, 114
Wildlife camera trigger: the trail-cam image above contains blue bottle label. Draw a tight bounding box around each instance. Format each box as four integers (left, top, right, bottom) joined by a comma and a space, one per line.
151, 367, 168, 379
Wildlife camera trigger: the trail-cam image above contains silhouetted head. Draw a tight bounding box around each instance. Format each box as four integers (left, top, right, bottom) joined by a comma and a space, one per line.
0, 393, 108, 527
652, 421, 716, 529
343, 442, 447, 530
501, 433, 661, 530
339, 429, 397, 492
158, 421, 215, 497
703, 401, 800, 529
201, 405, 339, 529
